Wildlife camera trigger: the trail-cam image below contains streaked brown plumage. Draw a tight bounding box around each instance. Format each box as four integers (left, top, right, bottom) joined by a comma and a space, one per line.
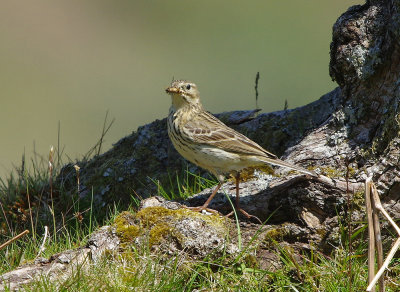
166, 80, 316, 220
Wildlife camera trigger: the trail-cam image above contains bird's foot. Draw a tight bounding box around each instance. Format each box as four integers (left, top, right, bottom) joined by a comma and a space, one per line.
183, 205, 220, 215
226, 208, 263, 224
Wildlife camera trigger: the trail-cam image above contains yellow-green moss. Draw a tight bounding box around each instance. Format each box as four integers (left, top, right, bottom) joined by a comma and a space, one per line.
321, 167, 342, 178
350, 190, 365, 210
314, 165, 357, 179
113, 211, 140, 243
263, 227, 288, 248
316, 228, 327, 239
149, 222, 173, 247
136, 206, 176, 226
229, 165, 276, 182
112, 206, 227, 250
136, 206, 226, 229
243, 254, 259, 269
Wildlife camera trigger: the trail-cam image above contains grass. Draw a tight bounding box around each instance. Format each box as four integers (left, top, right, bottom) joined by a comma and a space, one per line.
151, 169, 217, 201
1, 146, 400, 291
2, 227, 388, 291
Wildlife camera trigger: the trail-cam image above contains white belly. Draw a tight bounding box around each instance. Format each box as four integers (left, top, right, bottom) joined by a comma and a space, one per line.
174, 142, 257, 177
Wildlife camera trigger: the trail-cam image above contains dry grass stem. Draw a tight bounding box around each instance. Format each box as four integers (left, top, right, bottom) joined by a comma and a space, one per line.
365, 178, 376, 292
36, 226, 49, 259
0, 230, 29, 251
366, 179, 400, 292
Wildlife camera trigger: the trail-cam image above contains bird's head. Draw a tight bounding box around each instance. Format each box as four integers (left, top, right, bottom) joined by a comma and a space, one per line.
165, 80, 201, 110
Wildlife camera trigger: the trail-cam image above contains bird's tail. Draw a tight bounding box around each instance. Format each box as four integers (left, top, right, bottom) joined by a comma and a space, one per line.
260, 157, 318, 177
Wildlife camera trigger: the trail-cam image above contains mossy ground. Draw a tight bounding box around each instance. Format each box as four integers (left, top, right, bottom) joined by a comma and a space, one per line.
2, 172, 400, 290
2, 132, 400, 290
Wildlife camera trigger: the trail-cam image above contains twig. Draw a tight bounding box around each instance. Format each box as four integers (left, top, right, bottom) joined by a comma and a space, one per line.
254, 72, 260, 110
97, 110, 115, 156
371, 184, 400, 235
284, 99, 288, 110
345, 158, 352, 292
366, 180, 400, 291
365, 179, 376, 292
370, 183, 384, 292
0, 230, 29, 251
0, 201, 11, 234
36, 226, 48, 258
84, 111, 115, 159
49, 146, 56, 239
57, 121, 61, 168
287, 248, 303, 282
25, 168, 35, 241
367, 238, 400, 291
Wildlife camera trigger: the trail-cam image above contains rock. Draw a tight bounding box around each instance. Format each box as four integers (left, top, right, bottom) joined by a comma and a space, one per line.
184, 174, 364, 253
113, 197, 238, 257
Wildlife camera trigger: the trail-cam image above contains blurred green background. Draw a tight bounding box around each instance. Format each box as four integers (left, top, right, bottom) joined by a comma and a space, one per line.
0, 0, 361, 179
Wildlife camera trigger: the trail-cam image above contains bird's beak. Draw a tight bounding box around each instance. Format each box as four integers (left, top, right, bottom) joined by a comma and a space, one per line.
165, 86, 180, 94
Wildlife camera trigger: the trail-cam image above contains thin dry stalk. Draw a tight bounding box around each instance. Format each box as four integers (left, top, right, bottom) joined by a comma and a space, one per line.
345, 159, 353, 291
287, 247, 302, 282
74, 164, 80, 196
57, 121, 61, 168
371, 184, 400, 235
365, 179, 376, 292
49, 146, 56, 238
25, 169, 35, 241
370, 183, 384, 292
0, 230, 29, 251
36, 226, 48, 258
254, 72, 260, 111
367, 238, 400, 291
84, 111, 115, 159
366, 180, 400, 292
97, 110, 115, 156
0, 201, 12, 234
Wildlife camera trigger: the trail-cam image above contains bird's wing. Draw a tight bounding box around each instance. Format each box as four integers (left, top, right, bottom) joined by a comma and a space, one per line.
183, 111, 317, 176
183, 111, 278, 159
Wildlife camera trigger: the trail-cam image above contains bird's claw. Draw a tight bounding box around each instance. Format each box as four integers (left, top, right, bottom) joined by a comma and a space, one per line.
183, 205, 221, 215
226, 208, 263, 224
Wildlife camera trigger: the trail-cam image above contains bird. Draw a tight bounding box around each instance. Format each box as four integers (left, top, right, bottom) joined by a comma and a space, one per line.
165, 80, 316, 221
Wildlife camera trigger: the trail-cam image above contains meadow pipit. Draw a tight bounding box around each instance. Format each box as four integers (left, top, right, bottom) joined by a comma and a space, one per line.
166, 80, 316, 221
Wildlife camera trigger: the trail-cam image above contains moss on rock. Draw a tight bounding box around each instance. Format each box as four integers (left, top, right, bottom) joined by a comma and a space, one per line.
113, 211, 140, 244
112, 206, 234, 256
263, 227, 288, 248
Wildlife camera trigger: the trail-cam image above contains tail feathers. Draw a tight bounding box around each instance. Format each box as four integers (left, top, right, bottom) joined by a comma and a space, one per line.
261, 157, 318, 177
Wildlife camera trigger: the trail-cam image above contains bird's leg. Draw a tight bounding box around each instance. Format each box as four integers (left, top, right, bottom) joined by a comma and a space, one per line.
226, 174, 262, 224
185, 182, 222, 214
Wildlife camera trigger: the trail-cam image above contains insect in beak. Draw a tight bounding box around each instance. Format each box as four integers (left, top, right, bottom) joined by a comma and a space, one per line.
166, 87, 180, 94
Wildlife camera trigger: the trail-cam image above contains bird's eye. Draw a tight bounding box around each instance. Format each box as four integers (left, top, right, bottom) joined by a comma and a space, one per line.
186, 84, 191, 90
